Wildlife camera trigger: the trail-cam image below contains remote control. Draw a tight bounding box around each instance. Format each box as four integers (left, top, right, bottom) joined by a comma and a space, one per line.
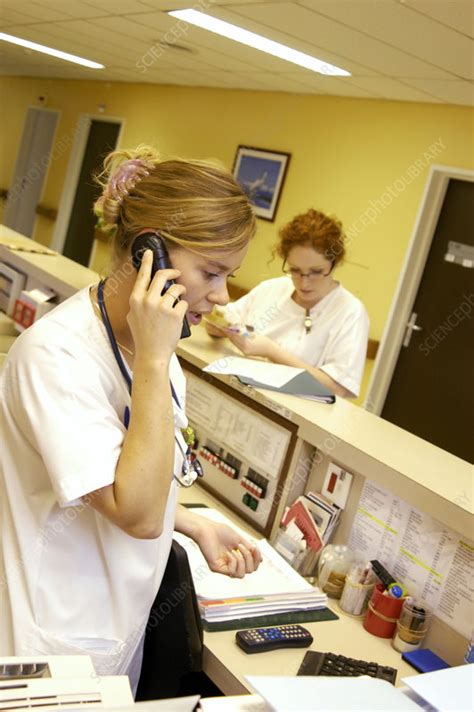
235, 625, 313, 654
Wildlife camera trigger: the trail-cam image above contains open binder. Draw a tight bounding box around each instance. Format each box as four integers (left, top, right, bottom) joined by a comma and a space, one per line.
203, 357, 335, 403
237, 370, 335, 403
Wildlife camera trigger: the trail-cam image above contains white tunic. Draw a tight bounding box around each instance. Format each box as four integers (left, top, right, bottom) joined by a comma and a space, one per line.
0, 287, 186, 685
224, 276, 369, 396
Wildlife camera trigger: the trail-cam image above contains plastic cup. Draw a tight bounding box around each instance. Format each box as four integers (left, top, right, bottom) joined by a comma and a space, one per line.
339, 576, 375, 617
392, 599, 431, 652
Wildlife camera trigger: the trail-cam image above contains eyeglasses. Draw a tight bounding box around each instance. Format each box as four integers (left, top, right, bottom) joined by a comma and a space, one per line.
282, 261, 332, 281
175, 438, 204, 488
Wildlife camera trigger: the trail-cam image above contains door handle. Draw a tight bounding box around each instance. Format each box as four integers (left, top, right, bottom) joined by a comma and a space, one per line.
403, 312, 423, 347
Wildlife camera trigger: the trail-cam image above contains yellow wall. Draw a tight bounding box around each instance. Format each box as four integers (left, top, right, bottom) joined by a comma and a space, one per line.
1, 75, 473, 341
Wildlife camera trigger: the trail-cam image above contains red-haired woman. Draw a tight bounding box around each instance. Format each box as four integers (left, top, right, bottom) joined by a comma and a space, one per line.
206, 209, 369, 398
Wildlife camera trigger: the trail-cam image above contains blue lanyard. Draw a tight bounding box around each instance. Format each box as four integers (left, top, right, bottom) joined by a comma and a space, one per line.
96, 280, 202, 487
96, 279, 181, 411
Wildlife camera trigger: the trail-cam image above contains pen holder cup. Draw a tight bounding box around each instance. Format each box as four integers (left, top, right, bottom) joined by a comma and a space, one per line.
363, 584, 404, 638
392, 600, 431, 653
339, 577, 375, 617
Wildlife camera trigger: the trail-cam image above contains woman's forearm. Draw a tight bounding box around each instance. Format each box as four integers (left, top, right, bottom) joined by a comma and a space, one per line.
115, 356, 176, 533
266, 341, 352, 397
174, 504, 205, 541
90, 357, 176, 538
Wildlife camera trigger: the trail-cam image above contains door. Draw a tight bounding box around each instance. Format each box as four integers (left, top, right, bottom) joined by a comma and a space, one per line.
381, 179, 474, 462
4, 108, 59, 237
62, 119, 121, 267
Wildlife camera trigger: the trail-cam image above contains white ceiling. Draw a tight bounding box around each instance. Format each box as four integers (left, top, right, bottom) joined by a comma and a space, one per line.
1, 0, 473, 105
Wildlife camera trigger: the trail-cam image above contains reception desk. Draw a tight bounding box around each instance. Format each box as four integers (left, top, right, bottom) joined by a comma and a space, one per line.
174, 326, 472, 687
1, 226, 472, 695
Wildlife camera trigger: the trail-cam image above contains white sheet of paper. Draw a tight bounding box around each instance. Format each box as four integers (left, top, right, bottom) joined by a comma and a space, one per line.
403, 664, 474, 712
203, 356, 304, 387
246, 676, 420, 711
200, 694, 267, 711
174, 508, 318, 600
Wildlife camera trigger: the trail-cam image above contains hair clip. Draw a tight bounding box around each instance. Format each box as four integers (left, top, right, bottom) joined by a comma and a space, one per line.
108, 158, 151, 204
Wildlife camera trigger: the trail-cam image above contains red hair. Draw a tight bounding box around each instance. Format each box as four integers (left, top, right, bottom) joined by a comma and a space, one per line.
276, 208, 346, 266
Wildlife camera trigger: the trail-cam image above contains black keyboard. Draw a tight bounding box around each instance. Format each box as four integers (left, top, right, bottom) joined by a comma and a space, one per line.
297, 650, 397, 685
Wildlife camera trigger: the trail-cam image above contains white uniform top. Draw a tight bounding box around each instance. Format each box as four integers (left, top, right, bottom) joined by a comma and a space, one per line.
224, 276, 369, 397
0, 287, 186, 685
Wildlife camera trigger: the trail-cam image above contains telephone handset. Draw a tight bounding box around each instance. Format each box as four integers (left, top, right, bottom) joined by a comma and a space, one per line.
131, 232, 191, 339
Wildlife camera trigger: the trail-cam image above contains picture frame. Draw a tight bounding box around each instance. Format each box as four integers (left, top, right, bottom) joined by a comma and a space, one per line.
232, 145, 291, 222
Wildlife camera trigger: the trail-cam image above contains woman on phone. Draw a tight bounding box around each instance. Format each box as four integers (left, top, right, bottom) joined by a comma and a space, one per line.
0, 146, 260, 692
206, 209, 369, 398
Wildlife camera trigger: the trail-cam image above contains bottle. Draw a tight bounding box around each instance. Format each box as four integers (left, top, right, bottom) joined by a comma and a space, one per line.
464, 629, 474, 664
317, 545, 355, 599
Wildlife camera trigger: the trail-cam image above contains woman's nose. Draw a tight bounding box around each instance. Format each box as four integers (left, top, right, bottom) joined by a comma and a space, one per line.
209, 281, 230, 307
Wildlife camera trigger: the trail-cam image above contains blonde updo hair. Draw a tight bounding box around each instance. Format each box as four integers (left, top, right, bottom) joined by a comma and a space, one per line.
276, 208, 346, 267
94, 145, 256, 259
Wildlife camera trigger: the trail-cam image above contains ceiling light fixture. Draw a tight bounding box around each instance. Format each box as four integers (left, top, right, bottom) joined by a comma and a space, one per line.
168, 9, 350, 76
0, 32, 105, 69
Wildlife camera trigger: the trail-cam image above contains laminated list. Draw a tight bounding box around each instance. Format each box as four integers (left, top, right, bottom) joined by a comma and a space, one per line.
348, 480, 473, 638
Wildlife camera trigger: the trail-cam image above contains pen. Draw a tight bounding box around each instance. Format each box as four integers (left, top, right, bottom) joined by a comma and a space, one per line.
226, 325, 255, 337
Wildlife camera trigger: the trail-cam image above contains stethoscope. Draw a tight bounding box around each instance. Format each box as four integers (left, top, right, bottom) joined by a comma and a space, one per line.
97, 279, 203, 487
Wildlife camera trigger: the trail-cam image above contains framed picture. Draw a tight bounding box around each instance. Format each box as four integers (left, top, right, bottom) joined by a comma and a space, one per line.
232, 145, 291, 221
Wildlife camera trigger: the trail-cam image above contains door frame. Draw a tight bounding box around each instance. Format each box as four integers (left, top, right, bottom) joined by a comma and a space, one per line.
5, 106, 61, 236
365, 164, 474, 415
51, 113, 124, 261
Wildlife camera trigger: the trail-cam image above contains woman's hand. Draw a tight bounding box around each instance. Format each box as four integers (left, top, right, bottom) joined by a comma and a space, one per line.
127, 250, 188, 363
194, 519, 262, 578
226, 331, 276, 360
205, 321, 227, 338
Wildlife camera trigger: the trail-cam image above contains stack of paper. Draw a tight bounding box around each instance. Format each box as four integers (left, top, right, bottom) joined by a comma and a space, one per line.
278, 494, 342, 576
304, 492, 341, 543
174, 509, 327, 624
280, 497, 324, 576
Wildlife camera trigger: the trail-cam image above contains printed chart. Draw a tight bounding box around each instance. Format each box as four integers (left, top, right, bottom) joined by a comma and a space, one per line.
349, 480, 473, 637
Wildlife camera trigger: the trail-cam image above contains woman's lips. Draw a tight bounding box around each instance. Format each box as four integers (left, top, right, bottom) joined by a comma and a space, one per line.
187, 311, 202, 325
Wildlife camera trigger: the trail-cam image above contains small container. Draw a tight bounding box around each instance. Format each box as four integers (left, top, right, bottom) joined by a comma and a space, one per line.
363, 583, 404, 638
318, 545, 355, 599
339, 566, 375, 617
392, 598, 431, 652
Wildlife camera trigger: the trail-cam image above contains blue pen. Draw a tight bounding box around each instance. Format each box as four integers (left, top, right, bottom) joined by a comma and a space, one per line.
226, 324, 255, 337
